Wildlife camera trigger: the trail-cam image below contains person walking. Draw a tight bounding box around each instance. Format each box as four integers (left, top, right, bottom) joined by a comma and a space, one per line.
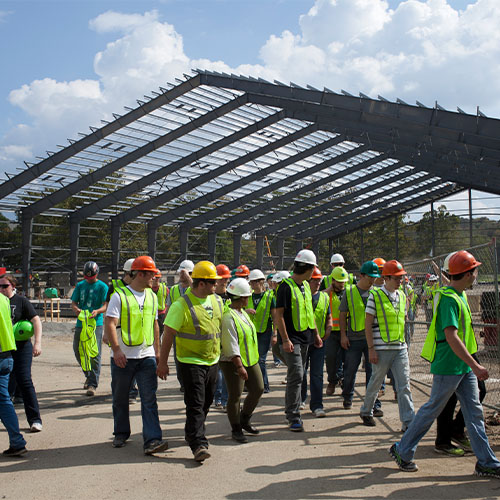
152, 271, 169, 328
71, 261, 108, 396
158, 261, 223, 462
220, 278, 264, 443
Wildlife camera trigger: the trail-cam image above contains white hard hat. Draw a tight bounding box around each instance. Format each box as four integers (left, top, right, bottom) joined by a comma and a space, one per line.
429, 274, 438, 281
272, 270, 291, 283
123, 258, 135, 272
177, 259, 194, 273
295, 249, 317, 266
226, 278, 252, 297
330, 253, 345, 265
248, 269, 265, 281
443, 252, 457, 273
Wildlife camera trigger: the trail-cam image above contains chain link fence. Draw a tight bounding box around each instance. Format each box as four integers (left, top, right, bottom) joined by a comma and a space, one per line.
403, 239, 500, 410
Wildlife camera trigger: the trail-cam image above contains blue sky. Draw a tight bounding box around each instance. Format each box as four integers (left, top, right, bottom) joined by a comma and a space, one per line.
0, 0, 497, 218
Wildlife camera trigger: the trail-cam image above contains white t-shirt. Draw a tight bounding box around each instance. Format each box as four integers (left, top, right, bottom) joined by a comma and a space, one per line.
106, 285, 158, 359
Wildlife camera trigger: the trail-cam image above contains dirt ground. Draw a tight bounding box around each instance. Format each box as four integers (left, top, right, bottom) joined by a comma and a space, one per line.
2, 322, 500, 500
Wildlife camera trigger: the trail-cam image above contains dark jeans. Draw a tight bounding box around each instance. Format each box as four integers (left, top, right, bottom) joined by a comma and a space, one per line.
257, 330, 272, 391
111, 357, 162, 448
8, 340, 41, 425
342, 338, 381, 409
324, 332, 344, 385
178, 361, 218, 452
214, 366, 228, 406
301, 344, 325, 411
73, 324, 103, 388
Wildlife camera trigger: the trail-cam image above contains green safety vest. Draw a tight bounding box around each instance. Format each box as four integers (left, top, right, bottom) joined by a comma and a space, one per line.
421, 288, 477, 363
370, 288, 406, 343
227, 308, 259, 367
283, 278, 316, 332
345, 285, 366, 331
170, 284, 190, 305
247, 290, 274, 333
175, 291, 223, 366
0, 294, 15, 353
115, 287, 157, 346
156, 282, 169, 310
111, 279, 126, 293
77, 310, 98, 371
330, 291, 342, 331
314, 291, 330, 339
424, 282, 439, 304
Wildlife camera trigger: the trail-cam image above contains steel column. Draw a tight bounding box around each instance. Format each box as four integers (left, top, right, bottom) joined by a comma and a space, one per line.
21, 214, 33, 294
147, 225, 157, 261
208, 231, 217, 263
233, 233, 241, 268
180, 230, 188, 261
295, 240, 302, 253
277, 238, 284, 269
469, 188, 473, 247
69, 220, 80, 286
395, 215, 399, 260
111, 220, 121, 279
431, 202, 435, 257
360, 228, 364, 263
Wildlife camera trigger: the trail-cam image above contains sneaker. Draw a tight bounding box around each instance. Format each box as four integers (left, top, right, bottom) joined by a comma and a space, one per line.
144, 439, 169, 455
452, 435, 472, 452
112, 436, 127, 448
360, 415, 376, 427
86, 386, 96, 397
373, 408, 384, 418
434, 444, 465, 456
289, 421, 304, 432
2, 446, 27, 457
129, 395, 137, 404
313, 408, 326, 418
326, 383, 335, 396
83, 382, 89, 390
343, 400, 352, 410
474, 463, 500, 479
30, 422, 42, 433
378, 389, 385, 397
389, 443, 418, 472
193, 446, 211, 462
12, 396, 23, 405
214, 401, 222, 408
299, 402, 306, 410
263, 387, 270, 394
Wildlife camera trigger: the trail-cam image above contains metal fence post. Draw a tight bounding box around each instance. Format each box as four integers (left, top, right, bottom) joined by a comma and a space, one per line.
494, 238, 500, 359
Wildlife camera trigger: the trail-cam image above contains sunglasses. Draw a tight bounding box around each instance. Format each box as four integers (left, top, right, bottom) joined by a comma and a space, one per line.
203, 280, 217, 285
0, 284, 11, 289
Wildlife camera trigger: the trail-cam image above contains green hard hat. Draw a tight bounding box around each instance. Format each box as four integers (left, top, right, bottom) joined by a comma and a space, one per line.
13, 320, 34, 341
266, 273, 274, 280
331, 267, 349, 283
360, 261, 381, 278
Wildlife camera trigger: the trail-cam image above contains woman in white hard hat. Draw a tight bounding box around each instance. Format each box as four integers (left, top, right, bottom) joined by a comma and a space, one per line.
220, 278, 264, 443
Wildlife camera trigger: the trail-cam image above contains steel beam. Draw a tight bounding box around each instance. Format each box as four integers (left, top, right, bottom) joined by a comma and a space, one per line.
256, 235, 264, 269
69, 220, 80, 285
111, 220, 121, 279
208, 231, 217, 263
148, 225, 157, 261
180, 230, 188, 261
233, 233, 241, 268
21, 214, 32, 293
277, 238, 284, 269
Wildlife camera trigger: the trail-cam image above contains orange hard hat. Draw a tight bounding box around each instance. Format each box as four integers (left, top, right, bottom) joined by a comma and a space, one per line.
131, 256, 159, 273
448, 250, 482, 275
235, 264, 250, 277
382, 259, 406, 276
216, 264, 231, 278
310, 266, 323, 280
154, 271, 162, 278
373, 257, 386, 270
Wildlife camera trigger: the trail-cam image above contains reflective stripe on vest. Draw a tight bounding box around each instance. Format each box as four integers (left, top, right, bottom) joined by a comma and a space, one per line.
283, 278, 316, 332
314, 291, 329, 339
228, 308, 259, 367
329, 291, 341, 331
156, 283, 168, 310
116, 287, 157, 346
0, 294, 15, 353
248, 290, 273, 333
421, 288, 477, 362
77, 310, 98, 371
370, 288, 406, 343
346, 285, 365, 331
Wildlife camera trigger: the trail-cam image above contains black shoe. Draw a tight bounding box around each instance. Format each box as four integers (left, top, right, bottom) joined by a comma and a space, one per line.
231, 425, 248, 443
475, 462, 500, 478
112, 436, 127, 448
373, 408, 384, 417
144, 439, 169, 455
389, 443, 418, 472
343, 399, 352, 410
361, 415, 376, 427
3, 446, 27, 457
241, 414, 259, 435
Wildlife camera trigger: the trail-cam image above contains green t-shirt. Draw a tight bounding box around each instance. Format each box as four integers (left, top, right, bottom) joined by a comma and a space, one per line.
164, 294, 214, 330
431, 287, 472, 376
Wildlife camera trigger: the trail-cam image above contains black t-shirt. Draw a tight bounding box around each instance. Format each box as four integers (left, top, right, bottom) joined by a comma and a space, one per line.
9, 294, 37, 324
276, 280, 314, 345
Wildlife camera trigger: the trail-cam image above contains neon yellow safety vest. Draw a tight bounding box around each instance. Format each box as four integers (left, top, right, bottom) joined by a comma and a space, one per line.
247, 290, 274, 333
111, 279, 126, 292
370, 288, 406, 343
421, 288, 477, 362
175, 291, 223, 366
283, 278, 316, 332
156, 282, 169, 310
170, 284, 190, 305
77, 310, 97, 371
329, 291, 341, 331
227, 308, 259, 367
314, 291, 329, 339
345, 285, 366, 331
115, 287, 157, 346
0, 294, 15, 353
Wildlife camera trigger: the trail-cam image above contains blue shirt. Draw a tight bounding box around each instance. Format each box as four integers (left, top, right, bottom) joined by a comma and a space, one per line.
71, 279, 108, 327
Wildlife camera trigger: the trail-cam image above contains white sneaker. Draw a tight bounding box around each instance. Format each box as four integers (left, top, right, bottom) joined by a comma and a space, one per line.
313, 408, 326, 418
299, 402, 306, 410
30, 422, 42, 432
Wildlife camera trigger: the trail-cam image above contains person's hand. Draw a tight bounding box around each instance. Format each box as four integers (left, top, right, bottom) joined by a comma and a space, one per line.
113, 349, 127, 368
246, 309, 256, 315
236, 366, 248, 381
314, 335, 323, 348
341, 336, 350, 350
156, 361, 169, 380
271, 335, 278, 346
473, 364, 489, 381
368, 348, 378, 364
33, 343, 42, 357
102, 331, 109, 344
283, 339, 294, 353
90, 310, 98, 318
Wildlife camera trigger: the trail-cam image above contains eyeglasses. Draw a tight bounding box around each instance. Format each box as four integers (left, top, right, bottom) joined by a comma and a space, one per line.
203, 280, 216, 285
0, 284, 11, 289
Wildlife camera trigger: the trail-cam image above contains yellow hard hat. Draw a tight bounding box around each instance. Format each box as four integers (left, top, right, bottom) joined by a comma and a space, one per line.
191, 261, 220, 280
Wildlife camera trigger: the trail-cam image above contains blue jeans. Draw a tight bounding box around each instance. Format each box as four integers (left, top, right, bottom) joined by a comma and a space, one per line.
73, 324, 103, 388
397, 370, 500, 468
111, 357, 162, 448
324, 332, 344, 385
0, 356, 26, 449
342, 338, 381, 409
214, 366, 228, 406
360, 348, 414, 428
301, 344, 325, 411
280, 343, 308, 423
257, 330, 272, 391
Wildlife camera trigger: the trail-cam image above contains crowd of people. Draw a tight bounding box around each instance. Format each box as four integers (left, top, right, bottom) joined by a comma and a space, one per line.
0, 248, 499, 479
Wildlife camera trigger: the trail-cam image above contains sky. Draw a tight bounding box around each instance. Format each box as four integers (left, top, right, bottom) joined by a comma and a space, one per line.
0, 0, 498, 220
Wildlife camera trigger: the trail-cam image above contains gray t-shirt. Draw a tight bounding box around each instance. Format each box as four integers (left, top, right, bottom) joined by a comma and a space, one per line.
339, 285, 371, 340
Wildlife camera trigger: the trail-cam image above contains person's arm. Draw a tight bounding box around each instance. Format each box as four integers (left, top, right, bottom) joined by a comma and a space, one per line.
231, 355, 248, 381
340, 311, 349, 349
365, 313, 377, 364
157, 326, 175, 379
275, 307, 293, 352
153, 319, 160, 361
105, 316, 127, 368
31, 315, 42, 357
445, 326, 488, 381
313, 326, 322, 348
323, 311, 332, 341
71, 300, 81, 315
91, 302, 107, 318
